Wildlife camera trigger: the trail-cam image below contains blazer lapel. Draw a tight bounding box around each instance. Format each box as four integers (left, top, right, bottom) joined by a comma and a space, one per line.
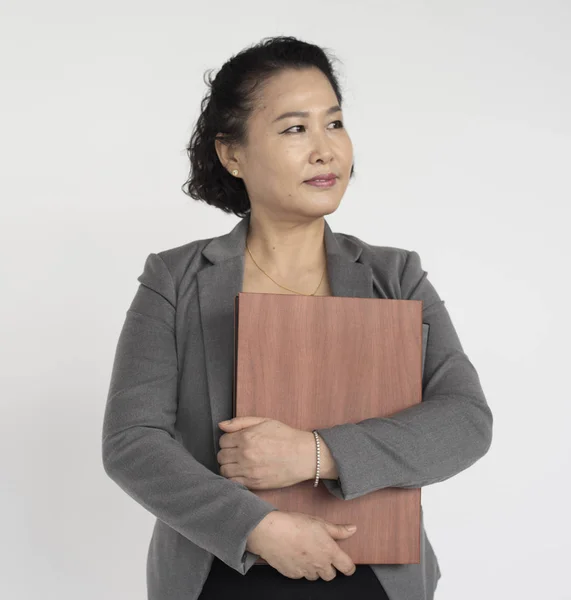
197, 213, 373, 457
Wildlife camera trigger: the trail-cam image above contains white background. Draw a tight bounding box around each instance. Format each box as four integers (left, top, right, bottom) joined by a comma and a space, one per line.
1, 1, 570, 598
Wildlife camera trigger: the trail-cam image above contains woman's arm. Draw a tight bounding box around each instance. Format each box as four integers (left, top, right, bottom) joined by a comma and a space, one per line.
315, 250, 494, 501
101, 253, 278, 573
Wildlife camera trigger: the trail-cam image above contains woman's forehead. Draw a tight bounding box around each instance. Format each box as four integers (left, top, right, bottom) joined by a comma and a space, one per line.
254, 72, 338, 122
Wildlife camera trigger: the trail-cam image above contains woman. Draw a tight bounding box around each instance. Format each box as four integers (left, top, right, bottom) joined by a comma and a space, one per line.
102, 36, 493, 600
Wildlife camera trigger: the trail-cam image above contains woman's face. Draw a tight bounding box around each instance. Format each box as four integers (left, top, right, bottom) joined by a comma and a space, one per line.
220, 67, 354, 221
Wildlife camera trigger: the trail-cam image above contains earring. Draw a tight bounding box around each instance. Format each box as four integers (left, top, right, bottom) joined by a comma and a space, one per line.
231, 169, 239, 176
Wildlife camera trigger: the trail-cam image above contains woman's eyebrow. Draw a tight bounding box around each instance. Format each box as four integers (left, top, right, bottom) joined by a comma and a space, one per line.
272, 105, 342, 123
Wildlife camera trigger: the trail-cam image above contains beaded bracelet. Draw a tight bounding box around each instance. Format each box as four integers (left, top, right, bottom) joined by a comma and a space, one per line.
311, 429, 321, 487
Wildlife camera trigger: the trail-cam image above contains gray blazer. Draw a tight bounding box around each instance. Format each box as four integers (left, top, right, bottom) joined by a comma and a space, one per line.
102, 213, 493, 600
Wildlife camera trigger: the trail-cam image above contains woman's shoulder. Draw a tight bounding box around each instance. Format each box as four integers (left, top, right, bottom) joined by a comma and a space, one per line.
333, 229, 429, 300
146, 236, 213, 284
333, 229, 413, 276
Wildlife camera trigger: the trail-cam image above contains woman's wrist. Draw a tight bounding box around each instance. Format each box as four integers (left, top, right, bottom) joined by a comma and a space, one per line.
303, 430, 338, 481
246, 511, 280, 554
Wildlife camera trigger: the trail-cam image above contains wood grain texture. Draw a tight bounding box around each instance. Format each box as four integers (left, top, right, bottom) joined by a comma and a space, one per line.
233, 293, 422, 564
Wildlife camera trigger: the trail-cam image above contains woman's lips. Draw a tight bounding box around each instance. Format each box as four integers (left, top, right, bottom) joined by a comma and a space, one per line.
304, 178, 337, 188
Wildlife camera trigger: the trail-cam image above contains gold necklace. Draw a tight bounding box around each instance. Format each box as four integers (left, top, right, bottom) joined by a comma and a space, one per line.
246, 238, 326, 296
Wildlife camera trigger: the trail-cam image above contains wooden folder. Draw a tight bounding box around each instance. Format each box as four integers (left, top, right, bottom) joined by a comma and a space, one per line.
233, 293, 423, 564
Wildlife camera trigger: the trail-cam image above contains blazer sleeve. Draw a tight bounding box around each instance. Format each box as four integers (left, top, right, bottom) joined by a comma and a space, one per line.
315, 250, 494, 501
101, 253, 278, 573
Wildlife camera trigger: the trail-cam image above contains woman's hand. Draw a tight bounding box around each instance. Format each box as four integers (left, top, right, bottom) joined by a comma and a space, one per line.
246, 510, 358, 580
217, 417, 313, 489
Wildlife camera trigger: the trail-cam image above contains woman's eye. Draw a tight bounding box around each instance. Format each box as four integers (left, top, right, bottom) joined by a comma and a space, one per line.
284, 120, 344, 134
285, 125, 305, 134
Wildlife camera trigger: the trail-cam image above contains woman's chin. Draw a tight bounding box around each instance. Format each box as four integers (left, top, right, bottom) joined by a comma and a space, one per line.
301, 199, 342, 220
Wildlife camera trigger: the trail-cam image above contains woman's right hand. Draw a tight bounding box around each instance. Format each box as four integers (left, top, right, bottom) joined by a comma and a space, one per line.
245, 510, 358, 581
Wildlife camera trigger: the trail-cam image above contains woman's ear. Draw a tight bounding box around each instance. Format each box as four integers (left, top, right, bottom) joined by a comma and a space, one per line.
214, 135, 240, 176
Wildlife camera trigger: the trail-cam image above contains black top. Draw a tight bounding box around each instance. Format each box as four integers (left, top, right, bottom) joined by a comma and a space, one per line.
198, 556, 390, 600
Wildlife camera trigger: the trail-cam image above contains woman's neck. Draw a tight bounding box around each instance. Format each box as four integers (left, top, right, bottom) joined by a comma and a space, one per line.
245, 212, 327, 279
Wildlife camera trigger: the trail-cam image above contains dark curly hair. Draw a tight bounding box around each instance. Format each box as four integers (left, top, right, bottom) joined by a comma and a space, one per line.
181, 35, 356, 218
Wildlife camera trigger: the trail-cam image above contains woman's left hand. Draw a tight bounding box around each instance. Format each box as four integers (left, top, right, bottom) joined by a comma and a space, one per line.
217, 417, 312, 490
